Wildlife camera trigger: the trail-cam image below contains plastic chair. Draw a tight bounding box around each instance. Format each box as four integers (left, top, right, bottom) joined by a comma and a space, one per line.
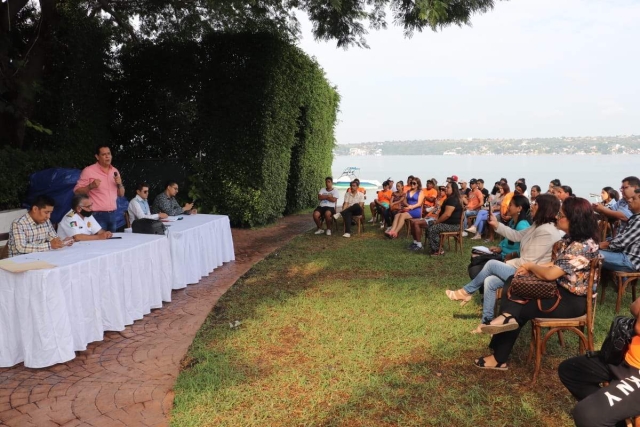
527, 257, 602, 384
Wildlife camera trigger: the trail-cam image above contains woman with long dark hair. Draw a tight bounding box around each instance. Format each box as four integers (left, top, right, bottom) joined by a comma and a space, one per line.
427, 182, 463, 256
385, 178, 424, 238
474, 197, 599, 370
600, 186, 620, 210
447, 195, 560, 329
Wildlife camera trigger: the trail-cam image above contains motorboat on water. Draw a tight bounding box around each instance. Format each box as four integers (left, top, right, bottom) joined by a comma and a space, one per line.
334, 167, 382, 189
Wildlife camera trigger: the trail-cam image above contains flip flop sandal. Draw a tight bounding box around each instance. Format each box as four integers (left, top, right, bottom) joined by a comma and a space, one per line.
430, 250, 445, 257
474, 356, 508, 371
479, 314, 519, 335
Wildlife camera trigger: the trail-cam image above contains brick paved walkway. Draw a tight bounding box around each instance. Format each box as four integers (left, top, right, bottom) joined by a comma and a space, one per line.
0, 215, 313, 427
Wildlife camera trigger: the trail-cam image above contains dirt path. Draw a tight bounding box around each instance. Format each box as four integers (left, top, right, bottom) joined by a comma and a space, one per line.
0, 214, 313, 427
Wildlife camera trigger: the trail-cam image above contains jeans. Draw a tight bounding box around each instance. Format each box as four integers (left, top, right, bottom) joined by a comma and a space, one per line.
93, 211, 118, 233
474, 210, 489, 234
600, 250, 636, 273
463, 209, 479, 230
481, 275, 507, 323
462, 259, 515, 295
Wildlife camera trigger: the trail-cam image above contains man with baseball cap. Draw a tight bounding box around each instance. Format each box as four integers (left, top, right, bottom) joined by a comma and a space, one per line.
463, 178, 484, 237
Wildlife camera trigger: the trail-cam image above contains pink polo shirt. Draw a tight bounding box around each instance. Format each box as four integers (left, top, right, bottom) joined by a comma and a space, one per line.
74, 163, 120, 212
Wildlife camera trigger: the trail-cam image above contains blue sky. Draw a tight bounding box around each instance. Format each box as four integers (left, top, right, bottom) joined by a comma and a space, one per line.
296, 0, 640, 144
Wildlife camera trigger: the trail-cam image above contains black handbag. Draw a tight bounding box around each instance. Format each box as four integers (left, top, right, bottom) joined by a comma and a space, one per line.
598, 316, 636, 365
467, 252, 501, 280
132, 218, 166, 235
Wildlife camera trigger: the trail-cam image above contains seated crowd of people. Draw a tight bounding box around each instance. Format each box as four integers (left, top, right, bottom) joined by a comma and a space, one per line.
313, 173, 640, 426
5, 144, 196, 258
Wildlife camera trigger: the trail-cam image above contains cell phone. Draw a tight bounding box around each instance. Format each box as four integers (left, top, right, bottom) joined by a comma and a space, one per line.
108, 237, 122, 239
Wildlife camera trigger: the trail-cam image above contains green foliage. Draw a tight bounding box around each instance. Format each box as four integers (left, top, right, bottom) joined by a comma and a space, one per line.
192, 33, 339, 226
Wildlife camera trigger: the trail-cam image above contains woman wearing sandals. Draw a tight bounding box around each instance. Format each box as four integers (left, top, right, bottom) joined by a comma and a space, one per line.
446, 195, 560, 315
385, 178, 424, 238
473, 197, 600, 370
426, 181, 463, 256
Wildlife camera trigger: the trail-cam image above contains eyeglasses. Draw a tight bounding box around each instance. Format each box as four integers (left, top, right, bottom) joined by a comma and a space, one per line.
141, 190, 148, 194
556, 211, 566, 219
621, 186, 632, 191
411, 182, 417, 186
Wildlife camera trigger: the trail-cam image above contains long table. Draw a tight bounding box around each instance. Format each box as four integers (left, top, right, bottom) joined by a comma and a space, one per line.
165, 214, 235, 289
0, 233, 172, 368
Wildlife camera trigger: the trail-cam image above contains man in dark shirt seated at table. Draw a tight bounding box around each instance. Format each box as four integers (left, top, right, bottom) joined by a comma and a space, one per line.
152, 180, 197, 217
8, 195, 73, 257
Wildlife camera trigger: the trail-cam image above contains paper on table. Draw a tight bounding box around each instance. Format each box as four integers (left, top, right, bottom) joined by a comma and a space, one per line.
471, 246, 492, 254
0, 259, 57, 273
161, 216, 183, 222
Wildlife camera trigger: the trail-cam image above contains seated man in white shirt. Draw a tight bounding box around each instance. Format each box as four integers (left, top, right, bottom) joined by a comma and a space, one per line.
128, 182, 168, 222
58, 195, 113, 241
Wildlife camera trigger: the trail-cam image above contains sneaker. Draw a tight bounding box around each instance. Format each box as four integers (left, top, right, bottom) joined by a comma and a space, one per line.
385, 227, 392, 233
326, 229, 332, 236
410, 244, 423, 251
465, 226, 477, 234
380, 224, 385, 229
408, 243, 418, 249
342, 233, 351, 238
334, 213, 342, 220
368, 218, 375, 223
314, 229, 325, 235
462, 232, 469, 237
471, 234, 482, 240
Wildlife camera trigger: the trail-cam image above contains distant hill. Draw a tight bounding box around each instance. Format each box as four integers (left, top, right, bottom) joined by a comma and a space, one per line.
334, 135, 640, 156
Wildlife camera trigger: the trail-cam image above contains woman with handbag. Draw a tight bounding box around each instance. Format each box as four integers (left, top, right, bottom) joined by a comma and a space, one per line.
446, 195, 560, 329
474, 197, 600, 370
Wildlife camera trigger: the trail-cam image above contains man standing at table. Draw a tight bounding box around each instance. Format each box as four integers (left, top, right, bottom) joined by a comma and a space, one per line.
73, 144, 125, 233
8, 195, 73, 257
128, 182, 168, 222
152, 181, 196, 216
58, 195, 113, 241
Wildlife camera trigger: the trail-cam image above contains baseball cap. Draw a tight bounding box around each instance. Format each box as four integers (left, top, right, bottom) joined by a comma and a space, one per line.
459, 180, 468, 185
470, 178, 478, 184
448, 175, 459, 182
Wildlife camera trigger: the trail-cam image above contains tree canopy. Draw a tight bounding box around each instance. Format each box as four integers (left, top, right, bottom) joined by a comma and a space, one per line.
0, 0, 496, 148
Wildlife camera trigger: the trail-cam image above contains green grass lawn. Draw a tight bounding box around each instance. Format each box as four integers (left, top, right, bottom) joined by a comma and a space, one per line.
171, 223, 630, 427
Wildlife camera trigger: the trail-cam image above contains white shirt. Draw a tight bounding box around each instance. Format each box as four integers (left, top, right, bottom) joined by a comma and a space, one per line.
343, 190, 365, 207
318, 187, 340, 207
58, 210, 102, 239
128, 195, 159, 222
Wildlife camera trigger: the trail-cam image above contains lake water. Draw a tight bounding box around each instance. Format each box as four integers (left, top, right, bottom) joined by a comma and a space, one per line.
331, 155, 640, 203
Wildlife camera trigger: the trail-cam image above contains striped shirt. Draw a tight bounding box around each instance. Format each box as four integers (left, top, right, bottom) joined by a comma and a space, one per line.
608, 213, 640, 270
8, 213, 58, 258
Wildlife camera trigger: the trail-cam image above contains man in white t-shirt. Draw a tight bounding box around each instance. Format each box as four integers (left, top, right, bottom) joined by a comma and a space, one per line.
333, 180, 365, 238
313, 177, 340, 236
58, 194, 113, 241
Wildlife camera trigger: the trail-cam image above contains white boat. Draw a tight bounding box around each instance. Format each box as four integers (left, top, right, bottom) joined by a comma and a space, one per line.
334, 167, 382, 189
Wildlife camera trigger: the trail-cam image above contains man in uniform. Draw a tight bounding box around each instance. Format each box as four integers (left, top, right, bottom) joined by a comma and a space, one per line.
58, 195, 113, 241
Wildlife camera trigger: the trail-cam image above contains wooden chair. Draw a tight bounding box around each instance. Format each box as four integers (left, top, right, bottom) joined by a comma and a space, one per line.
527, 257, 602, 384
319, 202, 339, 233
600, 270, 640, 314
0, 232, 9, 260
124, 211, 131, 229
437, 213, 465, 255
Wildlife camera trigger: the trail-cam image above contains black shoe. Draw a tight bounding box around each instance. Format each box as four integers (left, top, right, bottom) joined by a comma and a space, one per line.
410, 244, 424, 251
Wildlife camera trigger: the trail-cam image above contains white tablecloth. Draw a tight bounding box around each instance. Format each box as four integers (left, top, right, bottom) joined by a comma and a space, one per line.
165, 214, 235, 289
0, 233, 172, 368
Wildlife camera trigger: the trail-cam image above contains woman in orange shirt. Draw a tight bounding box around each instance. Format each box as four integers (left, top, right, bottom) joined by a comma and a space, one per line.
369, 180, 392, 225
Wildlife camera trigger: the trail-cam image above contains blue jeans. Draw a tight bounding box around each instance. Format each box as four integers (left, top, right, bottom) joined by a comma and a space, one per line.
463, 258, 515, 295
93, 211, 118, 233
482, 276, 506, 323
464, 209, 479, 230
600, 250, 636, 273
474, 210, 489, 234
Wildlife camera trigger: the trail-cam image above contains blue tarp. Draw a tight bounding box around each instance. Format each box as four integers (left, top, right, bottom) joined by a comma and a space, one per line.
24, 168, 128, 229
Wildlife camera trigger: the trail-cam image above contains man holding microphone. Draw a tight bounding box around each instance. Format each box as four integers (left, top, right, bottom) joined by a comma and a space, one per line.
74, 144, 125, 232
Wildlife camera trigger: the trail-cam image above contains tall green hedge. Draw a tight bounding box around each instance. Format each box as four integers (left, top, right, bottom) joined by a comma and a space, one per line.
192, 33, 339, 226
